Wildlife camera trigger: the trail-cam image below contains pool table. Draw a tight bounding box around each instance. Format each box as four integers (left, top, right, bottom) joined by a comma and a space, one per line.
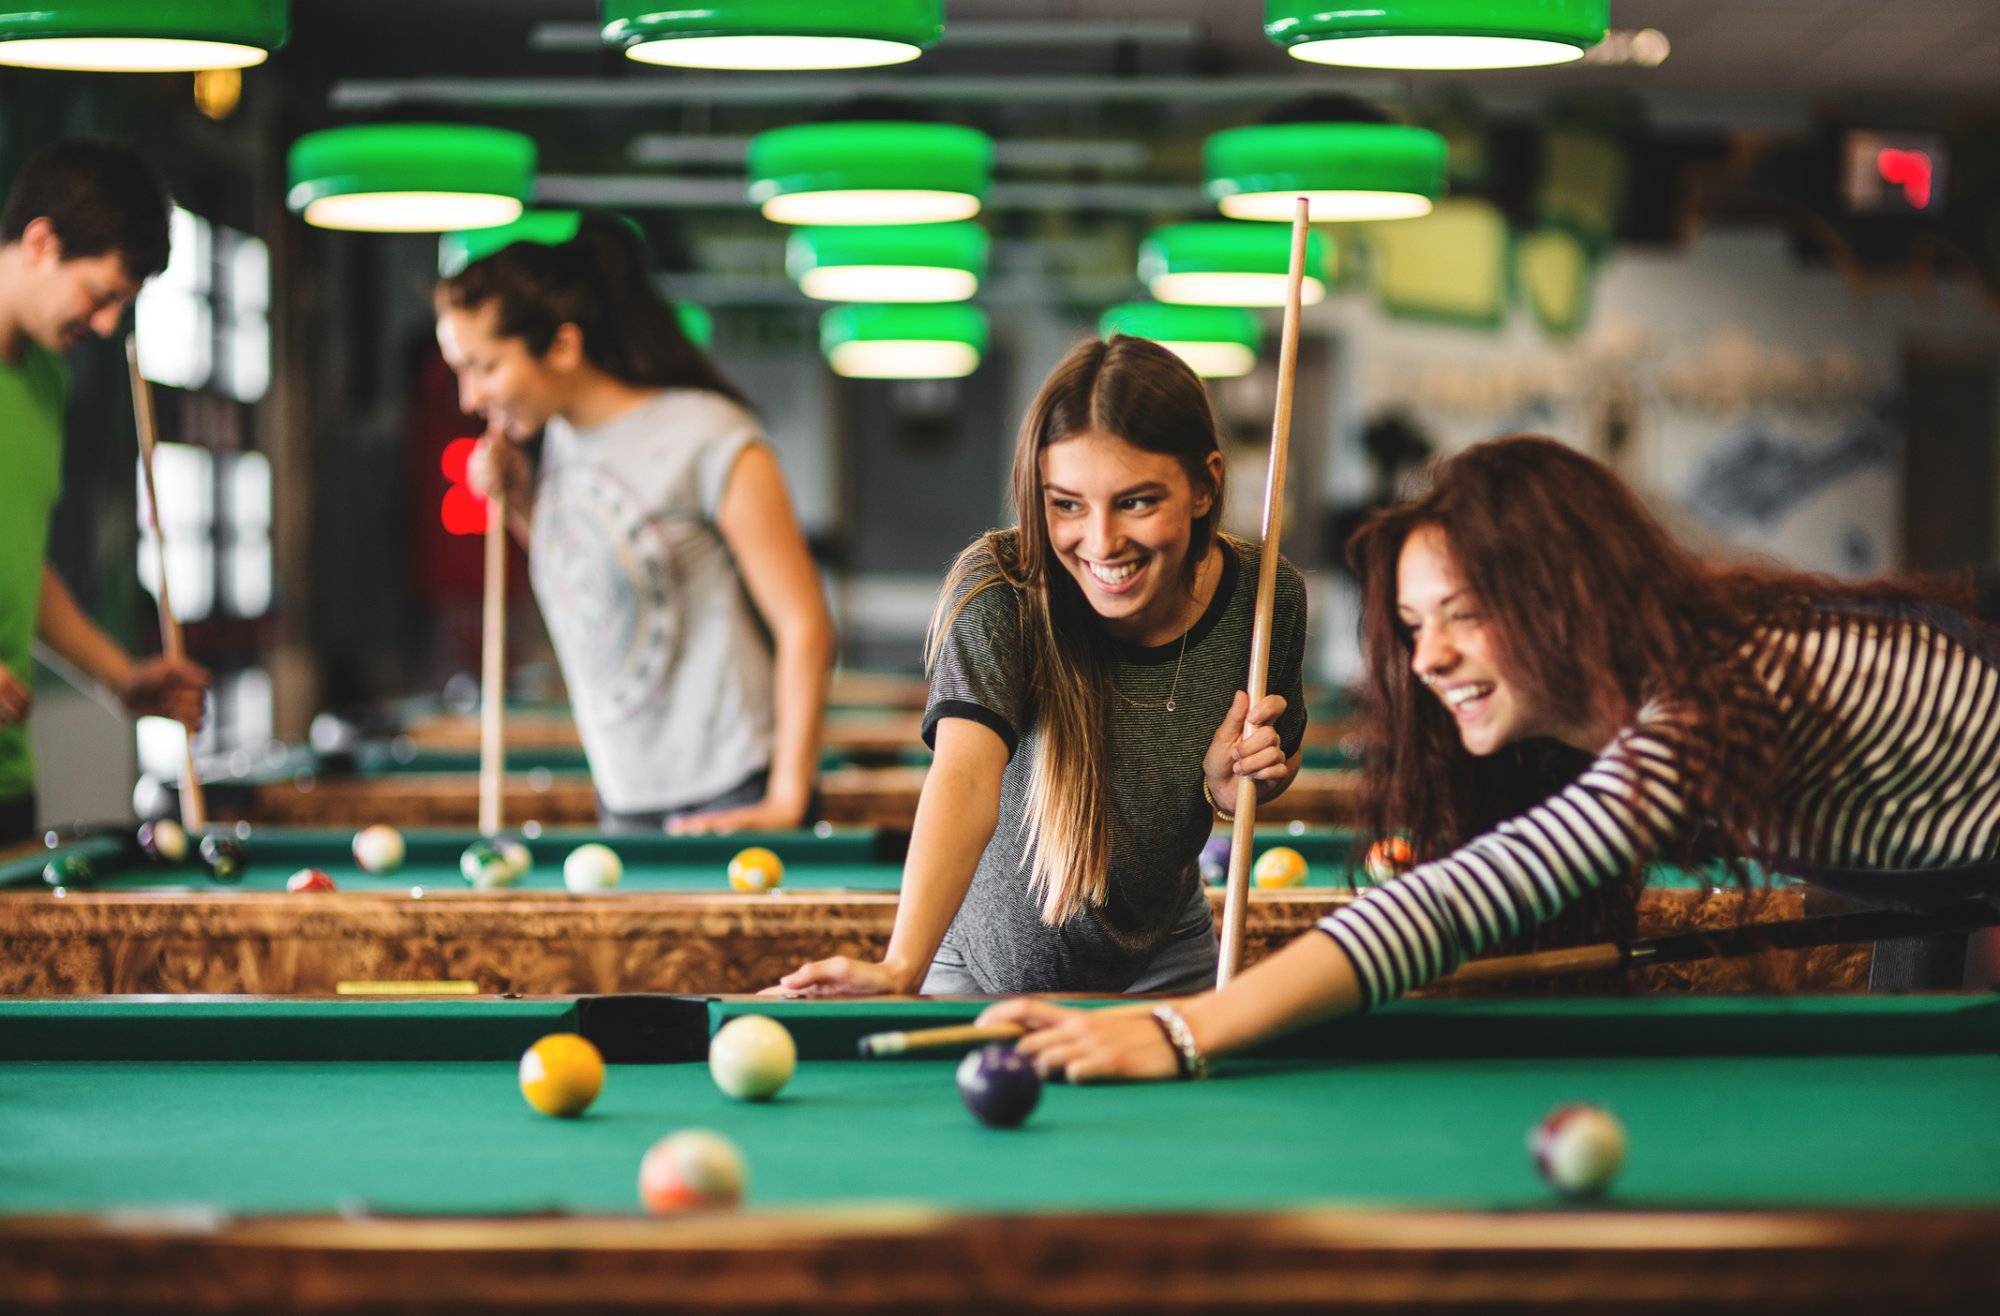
0, 826, 1865, 997
0, 993, 1994, 1311
191, 751, 1362, 830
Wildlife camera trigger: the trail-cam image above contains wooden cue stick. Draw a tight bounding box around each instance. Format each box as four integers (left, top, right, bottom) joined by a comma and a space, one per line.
477, 446, 507, 838
1217, 196, 1311, 987
125, 337, 206, 834
856, 1023, 1024, 1057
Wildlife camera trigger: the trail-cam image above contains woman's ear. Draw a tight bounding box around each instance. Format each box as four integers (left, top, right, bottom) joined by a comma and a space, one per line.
1192, 449, 1226, 518
545, 322, 586, 373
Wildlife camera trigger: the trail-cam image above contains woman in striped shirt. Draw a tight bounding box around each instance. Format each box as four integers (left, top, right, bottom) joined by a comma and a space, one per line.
985, 435, 2000, 1080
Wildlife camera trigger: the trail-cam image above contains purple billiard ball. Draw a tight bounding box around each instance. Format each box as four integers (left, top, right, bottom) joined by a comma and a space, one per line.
1198, 835, 1231, 885
955, 1044, 1042, 1129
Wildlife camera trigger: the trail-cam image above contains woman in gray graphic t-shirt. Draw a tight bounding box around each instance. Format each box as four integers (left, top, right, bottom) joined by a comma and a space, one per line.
436, 215, 834, 832
777, 335, 1309, 996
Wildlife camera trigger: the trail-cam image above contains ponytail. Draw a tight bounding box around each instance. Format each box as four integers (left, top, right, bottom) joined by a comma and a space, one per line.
437, 211, 748, 408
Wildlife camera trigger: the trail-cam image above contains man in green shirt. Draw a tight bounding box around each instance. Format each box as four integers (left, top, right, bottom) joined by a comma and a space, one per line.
0, 140, 208, 847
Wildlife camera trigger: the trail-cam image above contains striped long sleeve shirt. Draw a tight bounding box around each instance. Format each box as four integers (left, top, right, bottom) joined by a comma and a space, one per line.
1317, 608, 2000, 1007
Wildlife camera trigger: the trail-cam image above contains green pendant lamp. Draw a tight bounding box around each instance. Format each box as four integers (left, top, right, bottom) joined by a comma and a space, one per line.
1099, 304, 1262, 379
675, 302, 716, 350
749, 122, 991, 226
1266, 1, 1607, 71
289, 125, 535, 233
1205, 122, 1446, 223
0, 0, 287, 71
787, 223, 987, 303
821, 304, 986, 379
1140, 223, 1333, 308
603, 0, 941, 70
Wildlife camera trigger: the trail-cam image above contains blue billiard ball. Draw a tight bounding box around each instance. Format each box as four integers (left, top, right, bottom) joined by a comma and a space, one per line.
1198, 835, 1231, 885
955, 1045, 1042, 1129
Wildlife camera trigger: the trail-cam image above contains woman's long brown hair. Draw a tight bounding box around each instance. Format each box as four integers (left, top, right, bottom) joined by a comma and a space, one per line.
1349, 435, 1963, 923
927, 335, 1225, 926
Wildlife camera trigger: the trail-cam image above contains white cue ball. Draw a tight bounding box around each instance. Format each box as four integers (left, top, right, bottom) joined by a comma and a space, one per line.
352, 824, 406, 874
562, 842, 623, 893
1530, 1104, 1628, 1197
708, 1015, 797, 1101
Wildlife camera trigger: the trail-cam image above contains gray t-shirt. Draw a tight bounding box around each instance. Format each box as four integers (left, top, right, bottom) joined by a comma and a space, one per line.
532, 388, 773, 813
923, 536, 1309, 992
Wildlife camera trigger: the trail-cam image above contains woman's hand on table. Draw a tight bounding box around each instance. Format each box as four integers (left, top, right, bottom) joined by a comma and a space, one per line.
771, 955, 914, 998
976, 998, 1181, 1083
666, 794, 808, 836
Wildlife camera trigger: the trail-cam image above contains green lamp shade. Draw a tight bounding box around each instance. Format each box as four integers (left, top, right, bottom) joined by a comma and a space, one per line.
820, 304, 986, 379
289, 124, 535, 233
603, 0, 940, 70
438, 210, 582, 276
1266, 1, 1607, 71
787, 223, 987, 303
749, 122, 991, 226
1206, 122, 1447, 223
676, 302, 715, 350
0, 0, 287, 71
1139, 223, 1332, 308
1098, 303, 1261, 379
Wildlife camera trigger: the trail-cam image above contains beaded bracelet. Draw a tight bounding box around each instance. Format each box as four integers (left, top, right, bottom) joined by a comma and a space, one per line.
1150, 1004, 1209, 1080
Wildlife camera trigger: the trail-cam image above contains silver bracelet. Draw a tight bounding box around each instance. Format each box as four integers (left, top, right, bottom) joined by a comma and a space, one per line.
1150, 1004, 1209, 1080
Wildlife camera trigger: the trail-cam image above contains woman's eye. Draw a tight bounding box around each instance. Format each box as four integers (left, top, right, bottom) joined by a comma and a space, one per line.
1049, 498, 1079, 514
1118, 496, 1158, 512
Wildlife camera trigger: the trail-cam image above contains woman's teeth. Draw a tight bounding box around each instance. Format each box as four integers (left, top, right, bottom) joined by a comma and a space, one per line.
1446, 683, 1493, 709
1087, 559, 1143, 586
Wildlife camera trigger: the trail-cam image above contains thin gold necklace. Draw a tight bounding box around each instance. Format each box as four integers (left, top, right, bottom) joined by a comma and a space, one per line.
1109, 554, 1208, 713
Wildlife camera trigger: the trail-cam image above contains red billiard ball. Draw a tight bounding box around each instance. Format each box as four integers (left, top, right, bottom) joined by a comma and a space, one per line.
286, 868, 338, 894
1531, 1104, 1627, 1197
639, 1130, 745, 1212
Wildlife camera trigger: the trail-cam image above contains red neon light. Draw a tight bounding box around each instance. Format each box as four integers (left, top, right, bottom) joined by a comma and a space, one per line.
440, 484, 490, 536
440, 435, 477, 483
1876, 148, 1933, 210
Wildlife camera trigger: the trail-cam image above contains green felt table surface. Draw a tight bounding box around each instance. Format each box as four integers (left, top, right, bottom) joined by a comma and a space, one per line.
1, 995, 1995, 1217
0, 826, 1407, 895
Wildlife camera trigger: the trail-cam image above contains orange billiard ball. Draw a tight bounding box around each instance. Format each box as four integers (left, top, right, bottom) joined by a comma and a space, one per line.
1251, 845, 1310, 889
518, 1033, 604, 1118
1364, 836, 1415, 882
727, 846, 784, 894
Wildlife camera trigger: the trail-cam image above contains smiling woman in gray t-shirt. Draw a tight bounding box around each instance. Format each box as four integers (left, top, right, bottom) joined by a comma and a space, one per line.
777, 334, 1308, 998
435, 215, 834, 833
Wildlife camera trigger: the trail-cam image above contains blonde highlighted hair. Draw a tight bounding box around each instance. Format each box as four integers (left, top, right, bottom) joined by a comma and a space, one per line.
927, 335, 1225, 926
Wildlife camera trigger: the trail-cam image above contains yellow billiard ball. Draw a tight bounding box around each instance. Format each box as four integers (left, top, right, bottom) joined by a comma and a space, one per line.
518, 1033, 604, 1118
1252, 845, 1310, 889
727, 846, 784, 894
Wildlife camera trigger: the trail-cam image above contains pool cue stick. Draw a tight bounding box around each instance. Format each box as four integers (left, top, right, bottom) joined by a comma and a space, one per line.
857, 1023, 1024, 1058
478, 428, 507, 838
1217, 196, 1310, 988
1439, 899, 2000, 987
125, 337, 207, 834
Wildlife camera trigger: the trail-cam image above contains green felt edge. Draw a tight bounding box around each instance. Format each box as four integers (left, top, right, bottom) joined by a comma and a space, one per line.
3, 995, 1993, 1064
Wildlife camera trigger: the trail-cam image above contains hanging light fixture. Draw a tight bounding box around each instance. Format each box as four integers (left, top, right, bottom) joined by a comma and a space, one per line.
821, 304, 986, 379
749, 122, 991, 226
787, 223, 987, 303
1140, 223, 1333, 308
1099, 304, 1262, 379
0, 0, 288, 72
1265, 0, 1608, 71
602, 0, 941, 71
675, 302, 716, 350
1205, 122, 1446, 222
288, 125, 535, 233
